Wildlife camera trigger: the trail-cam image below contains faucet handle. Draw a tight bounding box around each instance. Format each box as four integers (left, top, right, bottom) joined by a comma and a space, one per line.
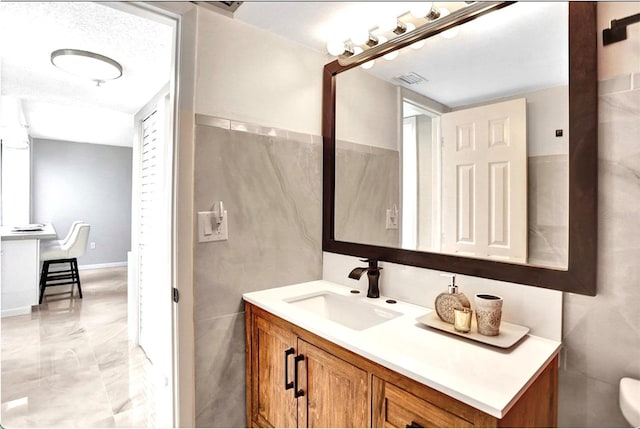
359, 258, 382, 270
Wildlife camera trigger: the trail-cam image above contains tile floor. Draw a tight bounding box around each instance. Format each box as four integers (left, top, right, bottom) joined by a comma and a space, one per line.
0, 267, 155, 428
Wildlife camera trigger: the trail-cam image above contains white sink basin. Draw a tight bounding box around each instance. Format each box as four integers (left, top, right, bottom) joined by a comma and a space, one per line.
285, 291, 402, 331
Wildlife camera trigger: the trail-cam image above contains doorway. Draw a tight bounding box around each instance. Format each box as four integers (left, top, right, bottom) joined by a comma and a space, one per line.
0, 2, 180, 427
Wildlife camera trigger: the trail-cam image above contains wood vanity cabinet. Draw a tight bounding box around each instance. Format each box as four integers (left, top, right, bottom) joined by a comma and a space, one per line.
247, 304, 369, 427
245, 302, 558, 428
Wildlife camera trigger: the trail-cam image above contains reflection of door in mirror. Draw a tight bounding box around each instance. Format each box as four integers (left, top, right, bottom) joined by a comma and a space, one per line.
441, 98, 527, 263
402, 98, 528, 263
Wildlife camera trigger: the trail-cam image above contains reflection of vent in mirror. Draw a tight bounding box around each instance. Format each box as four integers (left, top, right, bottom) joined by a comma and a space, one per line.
193, 1, 243, 13
393, 72, 428, 86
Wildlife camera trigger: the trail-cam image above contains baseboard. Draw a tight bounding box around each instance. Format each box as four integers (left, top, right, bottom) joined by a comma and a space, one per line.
1, 306, 32, 318
78, 262, 128, 271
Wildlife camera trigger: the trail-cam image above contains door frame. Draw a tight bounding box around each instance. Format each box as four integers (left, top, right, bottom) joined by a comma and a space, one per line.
105, 2, 197, 427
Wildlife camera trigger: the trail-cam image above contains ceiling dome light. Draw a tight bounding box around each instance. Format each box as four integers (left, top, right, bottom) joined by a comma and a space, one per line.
51, 49, 122, 85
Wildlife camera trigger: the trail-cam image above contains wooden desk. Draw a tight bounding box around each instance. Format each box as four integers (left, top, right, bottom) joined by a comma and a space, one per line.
1, 224, 57, 317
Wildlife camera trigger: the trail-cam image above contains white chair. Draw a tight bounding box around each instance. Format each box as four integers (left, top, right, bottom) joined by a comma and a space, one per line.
41, 220, 85, 249
39, 223, 90, 304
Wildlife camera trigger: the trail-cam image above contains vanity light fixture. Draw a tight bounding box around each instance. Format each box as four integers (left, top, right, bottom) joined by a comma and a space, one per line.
51, 49, 123, 86
336, 2, 509, 67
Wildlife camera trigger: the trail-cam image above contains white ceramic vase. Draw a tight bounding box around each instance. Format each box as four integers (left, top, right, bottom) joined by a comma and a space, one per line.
474, 294, 503, 336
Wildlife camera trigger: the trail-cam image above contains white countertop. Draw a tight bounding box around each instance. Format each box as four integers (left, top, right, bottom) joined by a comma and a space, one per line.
243, 280, 561, 419
0, 223, 57, 240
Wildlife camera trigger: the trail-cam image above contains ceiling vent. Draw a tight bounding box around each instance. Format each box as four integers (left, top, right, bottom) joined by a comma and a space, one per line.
393, 72, 428, 86
192, 2, 243, 15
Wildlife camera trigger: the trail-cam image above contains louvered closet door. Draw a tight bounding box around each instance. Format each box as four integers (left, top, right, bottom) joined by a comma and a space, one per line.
138, 107, 163, 364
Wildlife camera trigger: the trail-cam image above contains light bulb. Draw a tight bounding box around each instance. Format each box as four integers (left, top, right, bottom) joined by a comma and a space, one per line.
378, 16, 399, 33
405, 23, 416, 32
410, 40, 425, 49
361, 60, 375, 70
384, 50, 399, 61
326, 39, 346, 56
353, 47, 364, 55
351, 27, 370, 46
410, 2, 433, 19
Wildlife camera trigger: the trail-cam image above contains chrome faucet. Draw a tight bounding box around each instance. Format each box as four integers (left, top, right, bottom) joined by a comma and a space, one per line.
348, 259, 382, 298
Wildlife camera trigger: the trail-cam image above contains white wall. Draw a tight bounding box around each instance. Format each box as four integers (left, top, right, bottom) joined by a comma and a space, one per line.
336, 68, 398, 151
195, 9, 326, 135
1, 144, 30, 225
31, 138, 132, 266
323, 252, 562, 341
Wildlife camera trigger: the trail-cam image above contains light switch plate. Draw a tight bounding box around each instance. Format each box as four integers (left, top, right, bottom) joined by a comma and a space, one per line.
198, 210, 229, 242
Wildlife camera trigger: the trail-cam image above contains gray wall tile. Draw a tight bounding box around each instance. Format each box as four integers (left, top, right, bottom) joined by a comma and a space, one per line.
560, 86, 640, 426
195, 313, 246, 428
193, 125, 322, 321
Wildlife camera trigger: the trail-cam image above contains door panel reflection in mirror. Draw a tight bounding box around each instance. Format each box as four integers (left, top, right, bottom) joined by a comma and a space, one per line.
333, 2, 568, 269
441, 98, 527, 263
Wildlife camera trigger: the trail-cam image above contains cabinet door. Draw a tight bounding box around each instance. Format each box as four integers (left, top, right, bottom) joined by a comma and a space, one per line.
373, 377, 473, 428
251, 315, 298, 428
296, 339, 369, 428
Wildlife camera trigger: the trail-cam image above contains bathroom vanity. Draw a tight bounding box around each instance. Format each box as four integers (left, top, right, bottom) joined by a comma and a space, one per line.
244, 281, 560, 428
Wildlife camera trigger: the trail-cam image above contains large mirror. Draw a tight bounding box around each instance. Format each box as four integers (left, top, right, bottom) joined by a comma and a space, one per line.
323, 2, 597, 295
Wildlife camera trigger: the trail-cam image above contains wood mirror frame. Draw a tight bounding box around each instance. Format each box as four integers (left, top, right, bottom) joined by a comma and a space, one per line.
322, 2, 597, 296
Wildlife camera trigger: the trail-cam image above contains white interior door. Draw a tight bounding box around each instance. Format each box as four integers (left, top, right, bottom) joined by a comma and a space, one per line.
441, 98, 527, 262
132, 87, 174, 427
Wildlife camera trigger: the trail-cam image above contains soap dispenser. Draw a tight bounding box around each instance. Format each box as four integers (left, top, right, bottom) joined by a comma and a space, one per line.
435, 274, 471, 324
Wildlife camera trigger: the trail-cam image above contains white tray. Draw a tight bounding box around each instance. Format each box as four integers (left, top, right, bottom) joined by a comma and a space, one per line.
416, 311, 530, 349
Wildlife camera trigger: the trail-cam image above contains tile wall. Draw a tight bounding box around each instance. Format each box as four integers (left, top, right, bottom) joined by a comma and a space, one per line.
193, 116, 323, 426
559, 72, 640, 427
335, 140, 400, 247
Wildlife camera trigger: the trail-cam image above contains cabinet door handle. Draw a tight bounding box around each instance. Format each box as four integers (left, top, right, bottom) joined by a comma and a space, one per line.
406, 422, 423, 428
284, 347, 295, 390
294, 354, 305, 398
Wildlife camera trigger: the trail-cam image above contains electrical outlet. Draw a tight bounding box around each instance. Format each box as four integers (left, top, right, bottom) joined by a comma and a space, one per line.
385, 209, 398, 230
211, 212, 228, 241
198, 210, 228, 242
90, 242, 96, 249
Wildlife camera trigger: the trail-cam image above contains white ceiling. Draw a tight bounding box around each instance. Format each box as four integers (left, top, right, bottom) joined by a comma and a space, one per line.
0, 2, 173, 147
0, 2, 568, 148
235, 2, 568, 108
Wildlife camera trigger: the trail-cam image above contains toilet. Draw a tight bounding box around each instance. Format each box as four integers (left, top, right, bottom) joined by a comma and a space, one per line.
620, 377, 640, 427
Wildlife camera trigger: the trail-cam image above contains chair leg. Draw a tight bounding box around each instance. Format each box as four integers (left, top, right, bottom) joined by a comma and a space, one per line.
73, 258, 83, 299
39, 261, 49, 304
